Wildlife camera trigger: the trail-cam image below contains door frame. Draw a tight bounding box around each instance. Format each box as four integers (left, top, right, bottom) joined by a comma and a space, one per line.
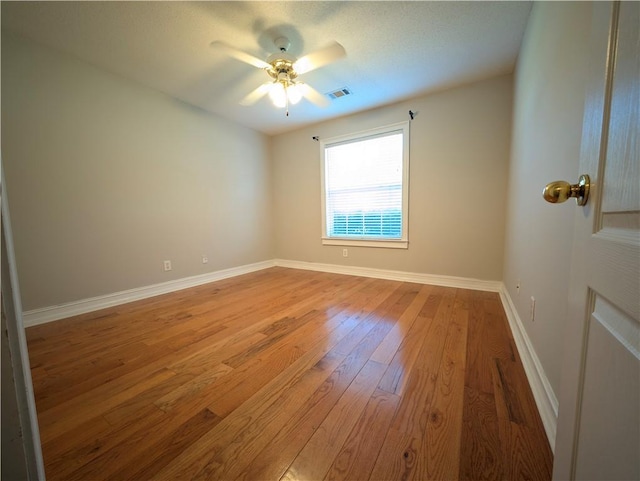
1, 158, 46, 480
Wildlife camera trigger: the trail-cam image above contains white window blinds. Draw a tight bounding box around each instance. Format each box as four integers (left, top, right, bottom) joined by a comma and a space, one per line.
321, 122, 409, 248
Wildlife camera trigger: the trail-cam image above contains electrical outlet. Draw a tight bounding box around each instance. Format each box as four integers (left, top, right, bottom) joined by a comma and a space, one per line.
202, 256, 208, 264
342, 248, 348, 257
163, 260, 172, 271
530, 296, 536, 321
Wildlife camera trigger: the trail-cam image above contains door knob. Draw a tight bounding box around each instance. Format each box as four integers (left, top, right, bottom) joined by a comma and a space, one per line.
543, 174, 590, 206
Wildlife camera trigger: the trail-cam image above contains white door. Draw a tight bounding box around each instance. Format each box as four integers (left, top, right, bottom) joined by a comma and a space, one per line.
553, 2, 640, 480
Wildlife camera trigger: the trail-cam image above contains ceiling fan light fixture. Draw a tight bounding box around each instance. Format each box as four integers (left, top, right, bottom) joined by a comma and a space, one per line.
214, 36, 345, 114
287, 83, 303, 105
269, 82, 287, 108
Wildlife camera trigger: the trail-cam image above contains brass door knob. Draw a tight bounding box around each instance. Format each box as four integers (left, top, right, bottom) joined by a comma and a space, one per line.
543, 174, 590, 206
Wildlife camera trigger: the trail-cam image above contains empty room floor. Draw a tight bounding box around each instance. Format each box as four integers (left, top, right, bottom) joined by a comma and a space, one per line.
27, 267, 552, 480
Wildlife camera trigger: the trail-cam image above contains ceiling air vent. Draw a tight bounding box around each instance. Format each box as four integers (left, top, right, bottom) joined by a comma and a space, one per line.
326, 87, 353, 100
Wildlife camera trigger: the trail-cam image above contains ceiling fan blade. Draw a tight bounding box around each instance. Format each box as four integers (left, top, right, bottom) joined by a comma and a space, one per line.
210, 41, 271, 70
240, 82, 272, 106
293, 41, 346, 75
300, 83, 330, 108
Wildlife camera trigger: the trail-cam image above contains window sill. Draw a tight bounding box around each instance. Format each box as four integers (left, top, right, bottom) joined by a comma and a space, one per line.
322, 238, 408, 249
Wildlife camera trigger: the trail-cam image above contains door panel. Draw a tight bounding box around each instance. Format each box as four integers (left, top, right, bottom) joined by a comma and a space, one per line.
574, 296, 639, 480
601, 1, 639, 215
554, 2, 640, 480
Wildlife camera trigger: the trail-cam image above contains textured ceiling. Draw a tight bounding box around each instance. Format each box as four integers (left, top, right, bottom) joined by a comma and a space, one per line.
1, 1, 532, 135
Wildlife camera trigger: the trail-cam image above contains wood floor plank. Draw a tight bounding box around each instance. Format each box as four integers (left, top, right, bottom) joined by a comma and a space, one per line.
331, 283, 416, 356
38, 270, 350, 411
62, 404, 212, 481
234, 288, 413, 481
152, 279, 400, 480
370, 284, 432, 364
27, 268, 553, 481
43, 404, 166, 481
154, 363, 234, 412
191, 282, 401, 480
323, 387, 400, 481
493, 357, 553, 479
101, 369, 195, 427
37, 367, 177, 444
386, 288, 453, 435
34, 327, 254, 413
368, 428, 420, 481
377, 291, 442, 395
459, 387, 504, 480
281, 360, 388, 481
203, 281, 386, 418
154, 342, 348, 480
221, 309, 320, 368
459, 290, 505, 481
413, 294, 468, 480
98, 408, 222, 481
211, 351, 347, 480
369, 287, 457, 481
208, 343, 307, 417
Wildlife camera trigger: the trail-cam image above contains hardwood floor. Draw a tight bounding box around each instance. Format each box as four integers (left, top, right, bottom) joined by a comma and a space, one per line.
26, 267, 553, 480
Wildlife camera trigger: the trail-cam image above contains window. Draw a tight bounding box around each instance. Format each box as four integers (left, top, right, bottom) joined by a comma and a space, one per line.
321, 121, 409, 248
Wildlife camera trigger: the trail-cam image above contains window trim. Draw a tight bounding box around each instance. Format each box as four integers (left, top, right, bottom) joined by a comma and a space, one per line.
320, 121, 410, 249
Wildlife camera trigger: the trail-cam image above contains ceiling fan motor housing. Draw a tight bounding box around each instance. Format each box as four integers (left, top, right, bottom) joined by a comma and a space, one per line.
274, 36, 291, 52
266, 59, 298, 82
266, 36, 298, 78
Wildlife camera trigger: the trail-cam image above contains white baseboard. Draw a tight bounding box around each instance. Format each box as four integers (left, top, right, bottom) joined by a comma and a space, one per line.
274, 259, 502, 292
23, 259, 501, 327
498, 284, 558, 452
22, 260, 275, 327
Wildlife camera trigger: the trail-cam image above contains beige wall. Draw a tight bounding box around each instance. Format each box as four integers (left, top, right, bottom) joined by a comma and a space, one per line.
3, 31, 516, 314
502, 2, 591, 396
272, 75, 512, 280
1, 33, 273, 311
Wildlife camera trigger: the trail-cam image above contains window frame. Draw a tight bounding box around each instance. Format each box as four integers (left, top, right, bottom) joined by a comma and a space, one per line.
320, 121, 410, 249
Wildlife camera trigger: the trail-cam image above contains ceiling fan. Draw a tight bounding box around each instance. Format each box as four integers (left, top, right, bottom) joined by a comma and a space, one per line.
211, 37, 346, 116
